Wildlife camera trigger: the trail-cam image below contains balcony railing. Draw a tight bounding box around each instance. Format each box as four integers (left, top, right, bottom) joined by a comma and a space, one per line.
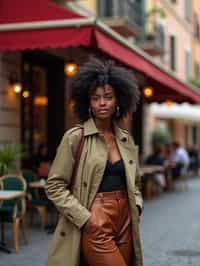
98, 0, 145, 37
136, 24, 165, 56
117, 0, 144, 28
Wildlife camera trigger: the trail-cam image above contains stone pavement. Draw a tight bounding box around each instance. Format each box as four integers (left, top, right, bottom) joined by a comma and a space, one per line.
1, 178, 200, 266
141, 178, 200, 266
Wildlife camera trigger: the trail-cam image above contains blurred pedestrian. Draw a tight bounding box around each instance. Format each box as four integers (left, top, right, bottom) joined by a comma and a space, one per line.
45, 58, 143, 266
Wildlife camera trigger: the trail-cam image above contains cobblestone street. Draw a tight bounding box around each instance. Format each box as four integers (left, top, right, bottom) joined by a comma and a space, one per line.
141, 178, 200, 266
1, 178, 200, 266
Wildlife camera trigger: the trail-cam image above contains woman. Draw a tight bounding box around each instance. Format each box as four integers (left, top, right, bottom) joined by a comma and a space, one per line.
45, 58, 143, 266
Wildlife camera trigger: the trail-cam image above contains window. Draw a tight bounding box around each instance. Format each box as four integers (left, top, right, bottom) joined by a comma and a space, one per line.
195, 62, 200, 78
185, 50, 191, 81
98, 0, 114, 17
155, 24, 165, 51
195, 22, 200, 41
98, 0, 144, 27
170, 35, 176, 71
184, 0, 191, 21
192, 126, 197, 145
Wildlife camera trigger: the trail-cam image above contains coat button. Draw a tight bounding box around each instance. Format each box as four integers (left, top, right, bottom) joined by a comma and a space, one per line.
129, 160, 133, 164
122, 137, 127, 142
68, 213, 73, 219
60, 231, 66, 237
83, 181, 87, 187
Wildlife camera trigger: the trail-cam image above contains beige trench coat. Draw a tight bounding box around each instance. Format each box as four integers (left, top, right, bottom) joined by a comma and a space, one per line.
45, 118, 143, 266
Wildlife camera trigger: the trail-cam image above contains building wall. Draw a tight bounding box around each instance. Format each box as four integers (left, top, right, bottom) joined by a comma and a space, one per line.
0, 52, 21, 146
78, 0, 97, 14
143, 103, 153, 156
144, 1, 195, 155
169, 119, 185, 146
146, 0, 193, 82
193, 0, 200, 79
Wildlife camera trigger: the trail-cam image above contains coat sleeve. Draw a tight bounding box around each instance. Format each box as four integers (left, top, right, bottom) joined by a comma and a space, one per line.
129, 135, 143, 211
45, 131, 91, 229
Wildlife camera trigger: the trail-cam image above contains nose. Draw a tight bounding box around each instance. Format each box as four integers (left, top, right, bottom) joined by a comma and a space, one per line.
100, 97, 105, 105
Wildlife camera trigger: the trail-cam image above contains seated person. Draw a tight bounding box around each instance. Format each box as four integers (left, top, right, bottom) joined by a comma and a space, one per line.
145, 145, 166, 189
33, 144, 51, 179
169, 142, 190, 180
146, 145, 165, 166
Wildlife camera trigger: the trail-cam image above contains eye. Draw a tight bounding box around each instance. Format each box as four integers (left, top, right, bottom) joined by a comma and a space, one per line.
105, 96, 113, 100
91, 95, 99, 101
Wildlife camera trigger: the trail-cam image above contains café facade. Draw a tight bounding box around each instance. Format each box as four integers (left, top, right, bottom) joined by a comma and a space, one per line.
1, 0, 200, 166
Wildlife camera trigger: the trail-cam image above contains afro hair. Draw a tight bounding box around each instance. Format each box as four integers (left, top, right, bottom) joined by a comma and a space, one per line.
69, 57, 140, 122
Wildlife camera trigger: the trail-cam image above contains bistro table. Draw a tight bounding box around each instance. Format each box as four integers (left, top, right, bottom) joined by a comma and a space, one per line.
0, 191, 25, 200
140, 165, 164, 175
0, 190, 25, 253
29, 180, 46, 189
28, 180, 56, 233
140, 165, 165, 199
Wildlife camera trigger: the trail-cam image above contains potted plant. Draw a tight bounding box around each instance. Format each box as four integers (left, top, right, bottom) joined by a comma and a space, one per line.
151, 128, 172, 146
145, 7, 166, 20
0, 144, 22, 176
137, 6, 166, 43
145, 32, 156, 41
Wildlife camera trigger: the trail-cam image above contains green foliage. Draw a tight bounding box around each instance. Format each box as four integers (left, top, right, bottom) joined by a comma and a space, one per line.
146, 7, 167, 19
190, 78, 200, 89
0, 144, 22, 175
151, 128, 172, 145
144, 32, 156, 40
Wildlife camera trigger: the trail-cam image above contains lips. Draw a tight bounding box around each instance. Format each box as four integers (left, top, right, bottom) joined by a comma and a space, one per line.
98, 109, 109, 114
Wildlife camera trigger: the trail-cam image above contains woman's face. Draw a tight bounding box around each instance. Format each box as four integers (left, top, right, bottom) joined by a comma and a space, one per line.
90, 85, 117, 120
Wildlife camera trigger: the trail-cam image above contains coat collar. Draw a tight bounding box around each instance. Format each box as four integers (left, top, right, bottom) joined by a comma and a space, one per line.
83, 118, 129, 142
83, 118, 99, 136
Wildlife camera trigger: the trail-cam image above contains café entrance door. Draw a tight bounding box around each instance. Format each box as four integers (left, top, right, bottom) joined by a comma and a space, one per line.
21, 51, 65, 167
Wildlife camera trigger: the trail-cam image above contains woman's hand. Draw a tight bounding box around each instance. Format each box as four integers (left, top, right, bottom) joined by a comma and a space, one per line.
82, 217, 92, 232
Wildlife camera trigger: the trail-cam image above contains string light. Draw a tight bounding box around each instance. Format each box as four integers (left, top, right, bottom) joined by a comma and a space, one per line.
143, 86, 154, 98
13, 83, 22, 94
64, 62, 78, 76
165, 99, 173, 107
22, 90, 30, 98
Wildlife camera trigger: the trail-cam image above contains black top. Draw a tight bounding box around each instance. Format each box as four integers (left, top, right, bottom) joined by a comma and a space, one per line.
98, 159, 127, 192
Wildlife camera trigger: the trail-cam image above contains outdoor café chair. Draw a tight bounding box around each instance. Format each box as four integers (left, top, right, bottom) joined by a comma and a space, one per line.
22, 169, 49, 230
0, 174, 28, 253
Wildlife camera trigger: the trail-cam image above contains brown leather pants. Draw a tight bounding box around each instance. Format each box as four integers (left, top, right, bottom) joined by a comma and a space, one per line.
81, 190, 133, 266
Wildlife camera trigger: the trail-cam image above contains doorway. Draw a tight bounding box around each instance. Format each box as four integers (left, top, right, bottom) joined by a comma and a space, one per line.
21, 51, 65, 167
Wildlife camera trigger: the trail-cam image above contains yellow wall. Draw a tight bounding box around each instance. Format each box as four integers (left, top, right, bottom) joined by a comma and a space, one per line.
145, 0, 156, 33
146, 0, 154, 11
78, 0, 97, 14
193, 0, 200, 78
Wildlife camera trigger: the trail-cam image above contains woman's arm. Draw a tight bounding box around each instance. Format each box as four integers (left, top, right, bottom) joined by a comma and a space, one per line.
45, 130, 91, 229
